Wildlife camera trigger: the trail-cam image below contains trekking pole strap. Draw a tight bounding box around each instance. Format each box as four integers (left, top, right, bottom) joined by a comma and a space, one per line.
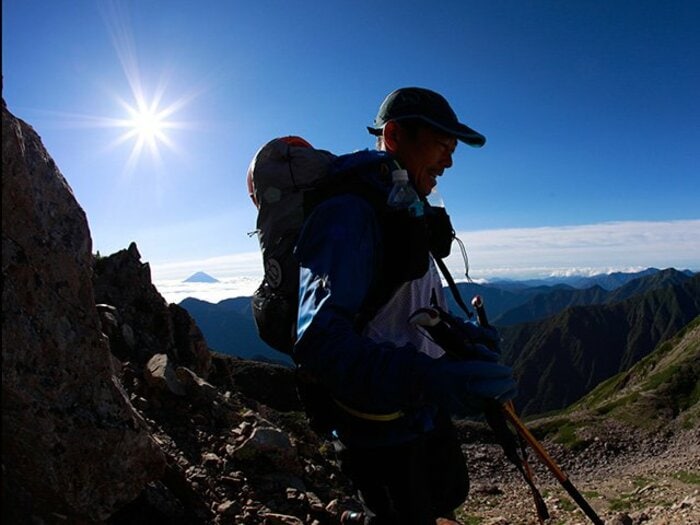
502, 402, 567, 482
515, 432, 549, 523
484, 402, 549, 523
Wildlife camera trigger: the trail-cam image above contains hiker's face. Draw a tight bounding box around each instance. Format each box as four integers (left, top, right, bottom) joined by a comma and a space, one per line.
390, 125, 457, 196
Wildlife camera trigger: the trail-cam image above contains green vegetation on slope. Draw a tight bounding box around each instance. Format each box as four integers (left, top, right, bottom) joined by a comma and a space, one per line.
571, 316, 700, 431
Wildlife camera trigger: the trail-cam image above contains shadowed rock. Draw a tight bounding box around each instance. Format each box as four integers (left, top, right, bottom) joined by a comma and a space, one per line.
2, 99, 165, 522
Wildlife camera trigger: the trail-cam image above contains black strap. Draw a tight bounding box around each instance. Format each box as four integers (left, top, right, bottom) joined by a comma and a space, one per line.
433, 255, 473, 320
516, 432, 550, 523
485, 403, 549, 523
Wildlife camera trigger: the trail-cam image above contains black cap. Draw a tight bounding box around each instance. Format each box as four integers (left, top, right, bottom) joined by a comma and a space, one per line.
368, 87, 485, 147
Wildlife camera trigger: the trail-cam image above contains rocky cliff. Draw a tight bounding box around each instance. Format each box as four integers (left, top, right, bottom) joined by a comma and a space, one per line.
1, 99, 358, 524
2, 99, 165, 521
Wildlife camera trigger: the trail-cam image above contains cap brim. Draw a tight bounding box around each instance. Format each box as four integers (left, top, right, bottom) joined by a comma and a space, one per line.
366, 118, 485, 147
421, 117, 486, 147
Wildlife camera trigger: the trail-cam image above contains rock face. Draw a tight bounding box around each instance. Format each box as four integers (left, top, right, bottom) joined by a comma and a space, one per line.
93, 241, 211, 378
1, 98, 360, 525
1, 99, 166, 521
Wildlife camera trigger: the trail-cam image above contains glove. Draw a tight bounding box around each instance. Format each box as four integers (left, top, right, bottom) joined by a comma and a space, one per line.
462, 342, 500, 362
410, 307, 501, 359
452, 317, 501, 354
417, 354, 517, 415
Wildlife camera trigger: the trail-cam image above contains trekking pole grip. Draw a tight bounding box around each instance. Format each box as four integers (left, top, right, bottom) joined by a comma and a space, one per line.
471, 295, 489, 327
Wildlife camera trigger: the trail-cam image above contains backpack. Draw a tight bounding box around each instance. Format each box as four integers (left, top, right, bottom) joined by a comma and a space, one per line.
246, 137, 335, 355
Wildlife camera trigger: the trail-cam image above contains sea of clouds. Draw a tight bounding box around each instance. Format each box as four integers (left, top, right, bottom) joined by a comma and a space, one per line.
152, 220, 700, 305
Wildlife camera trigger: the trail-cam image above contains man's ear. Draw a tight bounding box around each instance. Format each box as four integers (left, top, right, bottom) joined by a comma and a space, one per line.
382, 120, 402, 152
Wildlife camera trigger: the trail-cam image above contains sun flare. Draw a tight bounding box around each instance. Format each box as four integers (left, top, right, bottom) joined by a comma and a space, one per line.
119, 95, 175, 150
54, 2, 204, 176
129, 106, 166, 141
110, 89, 184, 172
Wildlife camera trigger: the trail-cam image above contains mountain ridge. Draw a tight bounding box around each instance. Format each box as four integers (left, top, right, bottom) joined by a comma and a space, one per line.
178, 268, 697, 371
501, 274, 700, 415
493, 267, 694, 325
571, 316, 700, 430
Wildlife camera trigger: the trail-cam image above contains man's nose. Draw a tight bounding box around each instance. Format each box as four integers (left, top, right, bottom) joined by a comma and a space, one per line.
442, 151, 453, 169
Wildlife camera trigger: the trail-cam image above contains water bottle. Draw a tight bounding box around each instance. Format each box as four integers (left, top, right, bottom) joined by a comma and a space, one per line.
427, 187, 445, 208
387, 169, 424, 217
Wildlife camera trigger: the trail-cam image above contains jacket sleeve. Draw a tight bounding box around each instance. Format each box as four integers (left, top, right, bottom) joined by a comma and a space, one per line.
294, 194, 429, 414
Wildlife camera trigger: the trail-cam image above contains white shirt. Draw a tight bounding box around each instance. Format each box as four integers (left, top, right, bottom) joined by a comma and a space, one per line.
362, 257, 446, 358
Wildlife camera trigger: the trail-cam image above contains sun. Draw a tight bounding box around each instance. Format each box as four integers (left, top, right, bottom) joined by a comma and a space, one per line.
111, 89, 183, 172
121, 96, 173, 149
129, 105, 166, 142
75, 2, 202, 175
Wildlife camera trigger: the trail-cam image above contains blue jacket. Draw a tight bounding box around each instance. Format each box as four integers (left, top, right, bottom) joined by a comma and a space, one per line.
293, 151, 439, 447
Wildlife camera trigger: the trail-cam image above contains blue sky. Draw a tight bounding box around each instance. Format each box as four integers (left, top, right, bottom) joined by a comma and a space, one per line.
3, 1, 699, 299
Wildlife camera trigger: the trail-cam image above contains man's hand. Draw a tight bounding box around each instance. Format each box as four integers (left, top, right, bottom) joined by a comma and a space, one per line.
419, 355, 517, 415
410, 306, 501, 357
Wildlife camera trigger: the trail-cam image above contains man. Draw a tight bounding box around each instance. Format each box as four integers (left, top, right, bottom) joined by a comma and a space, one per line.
294, 87, 516, 524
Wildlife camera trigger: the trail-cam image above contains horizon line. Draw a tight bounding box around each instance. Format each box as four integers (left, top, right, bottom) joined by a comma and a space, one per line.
146, 218, 700, 282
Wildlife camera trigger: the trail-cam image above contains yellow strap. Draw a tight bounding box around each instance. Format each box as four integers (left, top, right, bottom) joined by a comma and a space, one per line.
333, 398, 404, 422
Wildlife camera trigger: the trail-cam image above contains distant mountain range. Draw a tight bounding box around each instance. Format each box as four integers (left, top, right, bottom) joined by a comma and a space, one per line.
179, 267, 699, 416
179, 296, 293, 365
447, 268, 695, 325
501, 273, 700, 415
488, 267, 665, 290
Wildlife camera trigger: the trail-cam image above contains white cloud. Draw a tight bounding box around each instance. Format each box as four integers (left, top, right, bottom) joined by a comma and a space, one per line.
151, 219, 699, 303
150, 251, 262, 281
154, 276, 260, 304
448, 219, 700, 280
150, 252, 263, 304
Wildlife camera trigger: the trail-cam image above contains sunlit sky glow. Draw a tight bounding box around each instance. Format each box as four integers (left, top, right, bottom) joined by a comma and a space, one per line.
3, 1, 698, 302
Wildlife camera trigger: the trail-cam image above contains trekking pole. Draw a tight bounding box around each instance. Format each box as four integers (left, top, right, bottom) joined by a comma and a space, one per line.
471, 295, 604, 525
501, 403, 604, 525
473, 295, 549, 523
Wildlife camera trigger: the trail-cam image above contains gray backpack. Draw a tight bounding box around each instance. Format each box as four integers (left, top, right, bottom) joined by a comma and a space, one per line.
247, 136, 337, 355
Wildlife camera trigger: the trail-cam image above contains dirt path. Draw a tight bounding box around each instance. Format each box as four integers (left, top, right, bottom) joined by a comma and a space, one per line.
457, 427, 700, 525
